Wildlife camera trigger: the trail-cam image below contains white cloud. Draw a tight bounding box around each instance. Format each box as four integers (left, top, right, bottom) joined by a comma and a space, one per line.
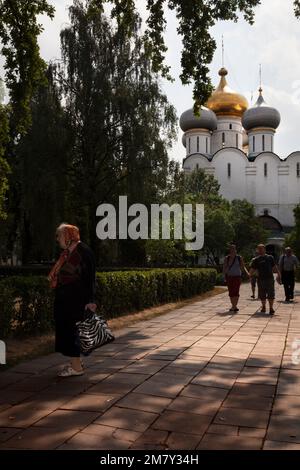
38, 0, 72, 63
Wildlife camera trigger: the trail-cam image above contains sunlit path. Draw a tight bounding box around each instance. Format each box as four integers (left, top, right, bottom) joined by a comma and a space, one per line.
1, 283, 300, 450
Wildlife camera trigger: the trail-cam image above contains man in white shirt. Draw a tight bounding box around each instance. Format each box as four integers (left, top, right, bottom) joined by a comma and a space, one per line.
279, 247, 299, 302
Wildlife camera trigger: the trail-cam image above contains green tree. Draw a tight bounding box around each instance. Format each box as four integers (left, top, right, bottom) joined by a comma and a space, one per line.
0, 0, 55, 134
163, 160, 185, 206
230, 199, 269, 261
184, 169, 233, 264
0, 78, 10, 222
204, 208, 234, 263
88, 0, 300, 110
285, 205, 300, 259
55, 0, 177, 264
0, 104, 10, 221
184, 167, 226, 209
3, 0, 299, 115
145, 237, 185, 267
0, 67, 71, 263
163, 169, 271, 265
15, 68, 71, 263
0, 0, 55, 231
160, 167, 232, 265
144, 161, 185, 266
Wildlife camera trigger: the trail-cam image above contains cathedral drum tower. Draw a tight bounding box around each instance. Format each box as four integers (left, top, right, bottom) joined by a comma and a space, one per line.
181, 65, 300, 251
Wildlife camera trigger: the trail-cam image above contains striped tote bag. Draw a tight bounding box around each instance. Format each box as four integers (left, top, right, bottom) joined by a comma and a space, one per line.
76, 308, 115, 356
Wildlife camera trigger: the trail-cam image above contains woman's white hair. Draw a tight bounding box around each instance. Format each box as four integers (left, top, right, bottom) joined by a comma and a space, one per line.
56, 223, 71, 233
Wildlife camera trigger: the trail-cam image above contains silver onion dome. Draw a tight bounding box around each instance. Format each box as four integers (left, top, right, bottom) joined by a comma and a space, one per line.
180, 106, 217, 132
242, 89, 281, 131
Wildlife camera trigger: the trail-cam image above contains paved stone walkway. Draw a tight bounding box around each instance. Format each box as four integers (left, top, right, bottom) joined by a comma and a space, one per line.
1, 283, 300, 450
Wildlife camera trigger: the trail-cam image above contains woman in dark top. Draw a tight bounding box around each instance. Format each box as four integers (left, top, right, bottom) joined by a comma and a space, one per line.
48, 223, 96, 377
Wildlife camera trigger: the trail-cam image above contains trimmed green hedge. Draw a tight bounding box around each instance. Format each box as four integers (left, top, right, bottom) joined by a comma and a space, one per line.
0, 268, 216, 338
96, 269, 217, 318
0, 277, 53, 338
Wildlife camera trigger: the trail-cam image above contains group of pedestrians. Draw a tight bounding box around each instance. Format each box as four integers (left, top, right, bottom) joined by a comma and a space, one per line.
223, 243, 299, 316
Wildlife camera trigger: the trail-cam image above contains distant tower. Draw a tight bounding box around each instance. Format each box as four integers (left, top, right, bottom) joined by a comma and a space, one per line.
242, 69, 281, 158
206, 67, 249, 154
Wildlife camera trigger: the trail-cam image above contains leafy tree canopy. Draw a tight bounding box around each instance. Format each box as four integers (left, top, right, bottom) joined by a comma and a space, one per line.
285, 205, 300, 259
88, 0, 300, 110
0, 0, 55, 134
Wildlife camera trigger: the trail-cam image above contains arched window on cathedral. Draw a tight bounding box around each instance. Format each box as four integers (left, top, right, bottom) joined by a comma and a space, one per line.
206, 138, 208, 153
228, 163, 231, 178
297, 163, 300, 178
253, 136, 256, 152
229, 124, 232, 130
236, 134, 238, 148
197, 136, 199, 153
262, 135, 265, 152
189, 138, 191, 153
196, 163, 199, 170
271, 136, 274, 152
222, 133, 225, 146
264, 162, 268, 177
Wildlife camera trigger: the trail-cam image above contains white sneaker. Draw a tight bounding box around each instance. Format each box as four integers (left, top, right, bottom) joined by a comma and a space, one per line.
60, 362, 72, 370
57, 366, 84, 377
59, 359, 84, 371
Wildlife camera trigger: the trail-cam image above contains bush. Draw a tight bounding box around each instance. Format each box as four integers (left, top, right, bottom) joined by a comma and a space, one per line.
215, 272, 225, 286
0, 276, 54, 338
0, 268, 216, 338
0, 265, 52, 278
96, 268, 217, 318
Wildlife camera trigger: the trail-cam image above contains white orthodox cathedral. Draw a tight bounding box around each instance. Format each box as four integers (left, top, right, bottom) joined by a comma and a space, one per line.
180, 67, 300, 252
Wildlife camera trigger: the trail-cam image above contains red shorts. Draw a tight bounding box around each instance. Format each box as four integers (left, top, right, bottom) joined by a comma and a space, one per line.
226, 276, 242, 298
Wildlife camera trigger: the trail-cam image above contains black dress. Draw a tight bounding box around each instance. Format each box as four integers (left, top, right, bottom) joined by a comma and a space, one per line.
54, 242, 96, 357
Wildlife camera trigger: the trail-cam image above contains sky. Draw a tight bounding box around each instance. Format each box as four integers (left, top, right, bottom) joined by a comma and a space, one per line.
2, 0, 300, 162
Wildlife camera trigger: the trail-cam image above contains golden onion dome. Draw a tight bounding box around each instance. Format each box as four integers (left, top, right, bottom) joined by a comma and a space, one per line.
206, 67, 248, 118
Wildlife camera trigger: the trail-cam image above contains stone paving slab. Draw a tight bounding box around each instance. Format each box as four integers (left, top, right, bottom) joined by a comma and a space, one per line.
1, 283, 300, 450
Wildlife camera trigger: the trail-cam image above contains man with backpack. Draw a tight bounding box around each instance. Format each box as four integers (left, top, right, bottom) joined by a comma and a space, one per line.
249, 244, 281, 315
223, 244, 250, 312
279, 247, 299, 302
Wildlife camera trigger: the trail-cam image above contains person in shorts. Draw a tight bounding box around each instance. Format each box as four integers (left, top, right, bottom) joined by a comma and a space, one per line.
249, 244, 281, 316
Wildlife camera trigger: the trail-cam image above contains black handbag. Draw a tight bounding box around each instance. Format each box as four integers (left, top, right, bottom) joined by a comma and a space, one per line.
76, 308, 115, 356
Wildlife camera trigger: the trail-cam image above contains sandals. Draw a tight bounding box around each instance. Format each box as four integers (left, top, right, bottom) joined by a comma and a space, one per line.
58, 365, 84, 377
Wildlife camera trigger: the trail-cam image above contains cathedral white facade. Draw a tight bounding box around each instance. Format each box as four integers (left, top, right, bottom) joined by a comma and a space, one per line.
181, 67, 300, 248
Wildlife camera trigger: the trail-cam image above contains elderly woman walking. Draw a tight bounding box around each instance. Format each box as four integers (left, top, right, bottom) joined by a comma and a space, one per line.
48, 223, 96, 377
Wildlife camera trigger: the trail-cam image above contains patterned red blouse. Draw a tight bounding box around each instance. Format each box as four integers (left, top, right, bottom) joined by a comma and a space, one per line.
57, 242, 96, 304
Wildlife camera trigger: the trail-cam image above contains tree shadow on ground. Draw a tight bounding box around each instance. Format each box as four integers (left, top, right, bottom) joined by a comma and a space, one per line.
0, 310, 299, 451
